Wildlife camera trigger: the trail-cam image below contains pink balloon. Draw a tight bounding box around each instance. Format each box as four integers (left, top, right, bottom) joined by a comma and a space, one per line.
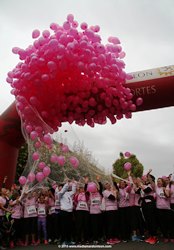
32, 152, 40, 161
119, 51, 126, 59
108, 36, 120, 44
124, 162, 132, 171
38, 161, 46, 170
19, 176, 27, 185
26, 125, 33, 133
87, 182, 97, 193
80, 22, 88, 30
30, 131, 38, 140
61, 144, 69, 153
69, 156, 79, 168
36, 172, 45, 182
42, 30, 50, 38
125, 151, 131, 158
130, 104, 136, 111
35, 126, 43, 133
43, 134, 53, 145
35, 141, 42, 149
50, 154, 57, 163
43, 166, 51, 177
57, 155, 65, 166
32, 29, 40, 39
136, 97, 143, 106
67, 14, 74, 22
27, 172, 35, 183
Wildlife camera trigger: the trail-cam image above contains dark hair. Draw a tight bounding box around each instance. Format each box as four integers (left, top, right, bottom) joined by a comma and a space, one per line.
147, 174, 155, 182
12, 191, 20, 200
49, 188, 55, 195
157, 177, 166, 187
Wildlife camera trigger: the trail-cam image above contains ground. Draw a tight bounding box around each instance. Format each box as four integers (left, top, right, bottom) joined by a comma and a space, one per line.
13, 241, 174, 250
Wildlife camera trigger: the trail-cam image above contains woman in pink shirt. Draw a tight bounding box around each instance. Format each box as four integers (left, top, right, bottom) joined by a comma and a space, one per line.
102, 181, 120, 245
47, 188, 56, 243
74, 183, 90, 244
37, 194, 48, 245
140, 173, 158, 245
9, 191, 23, 247
88, 180, 103, 244
117, 180, 131, 242
54, 183, 63, 243
156, 177, 171, 242
22, 190, 38, 246
127, 176, 145, 242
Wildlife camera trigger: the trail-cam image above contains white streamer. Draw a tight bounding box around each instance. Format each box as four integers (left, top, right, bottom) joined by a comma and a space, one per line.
111, 173, 133, 184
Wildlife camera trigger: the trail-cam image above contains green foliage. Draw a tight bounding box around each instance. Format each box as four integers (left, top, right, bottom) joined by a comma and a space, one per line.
113, 152, 144, 179
15, 143, 28, 182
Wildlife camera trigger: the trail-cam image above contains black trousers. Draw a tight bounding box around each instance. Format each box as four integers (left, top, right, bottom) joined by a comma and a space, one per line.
0, 216, 5, 244
129, 206, 145, 235
90, 213, 102, 241
170, 204, 174, 239
13, 218, 23, 241
142, 202, 157, 236
60, 210, 73, 243
75, 210, 89, 242
104, 210, 119, 239
23, 217, 37, 235
47, 213, 58, 241
118, 207, 131, 240
157, 208, 172, 238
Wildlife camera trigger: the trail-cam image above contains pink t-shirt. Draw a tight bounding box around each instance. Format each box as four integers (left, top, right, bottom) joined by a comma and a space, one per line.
156, 186, 170, 209
37, 203, 47, 218
89, 192, 102, 214
0, 196, 6, 216
76, 192, 89, 211
103, 190, 118, 211
170, 184, 174, 204
128, 188, 135, 207
11, 200, 23, 219
118, 188, 130, 208
23, 197, 37, 218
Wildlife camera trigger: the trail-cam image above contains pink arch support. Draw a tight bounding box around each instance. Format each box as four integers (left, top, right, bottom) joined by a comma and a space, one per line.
0, 65, 174, 187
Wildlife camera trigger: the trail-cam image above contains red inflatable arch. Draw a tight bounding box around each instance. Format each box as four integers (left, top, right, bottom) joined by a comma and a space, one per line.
0, 65, 174, 187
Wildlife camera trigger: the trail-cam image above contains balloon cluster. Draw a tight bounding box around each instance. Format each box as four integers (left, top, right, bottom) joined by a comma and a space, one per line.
18, 141, 80, 186
6, 14, 143, 186
7, 14, 142, 138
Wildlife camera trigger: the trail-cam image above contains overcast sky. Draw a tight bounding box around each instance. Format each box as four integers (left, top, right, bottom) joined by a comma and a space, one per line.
0, 0, 174, 178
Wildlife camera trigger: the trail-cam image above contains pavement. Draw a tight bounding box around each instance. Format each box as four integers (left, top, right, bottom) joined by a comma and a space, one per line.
12, 241, 174, 250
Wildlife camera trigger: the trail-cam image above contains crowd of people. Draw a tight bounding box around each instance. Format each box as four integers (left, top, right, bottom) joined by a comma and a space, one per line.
0, 170, 174, 249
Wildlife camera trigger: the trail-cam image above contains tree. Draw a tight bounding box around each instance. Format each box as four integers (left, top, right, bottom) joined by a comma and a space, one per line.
15, 143, 28, 182
15, 140, 108, 185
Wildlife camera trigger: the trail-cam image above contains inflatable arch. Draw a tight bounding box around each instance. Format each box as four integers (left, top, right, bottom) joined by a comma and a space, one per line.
0, 65, 174, 187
